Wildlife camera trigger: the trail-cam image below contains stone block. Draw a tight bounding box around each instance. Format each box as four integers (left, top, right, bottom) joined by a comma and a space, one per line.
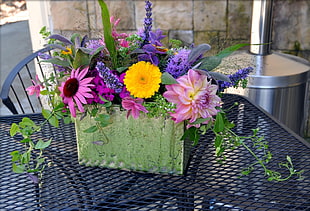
50, 1, 88, 31
194, 1, 227, 31
227, 0, 252, 40
194, 31, 220, 56
135, 1, 147, 31
272, 0, 310, 51
168, 30, 193, 46
152, 1, 193, 30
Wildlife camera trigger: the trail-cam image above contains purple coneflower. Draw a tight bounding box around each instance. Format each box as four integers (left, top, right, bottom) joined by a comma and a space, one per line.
58, 67, 94, 117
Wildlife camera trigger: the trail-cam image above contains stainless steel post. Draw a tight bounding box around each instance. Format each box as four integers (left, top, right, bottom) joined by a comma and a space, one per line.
249, 0, 273, 55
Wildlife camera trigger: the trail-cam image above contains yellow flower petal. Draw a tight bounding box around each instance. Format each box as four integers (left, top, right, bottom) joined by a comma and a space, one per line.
124, 61, 162, 98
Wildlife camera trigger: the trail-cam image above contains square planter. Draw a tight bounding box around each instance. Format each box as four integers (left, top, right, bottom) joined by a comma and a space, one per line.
74, 107, 191, 175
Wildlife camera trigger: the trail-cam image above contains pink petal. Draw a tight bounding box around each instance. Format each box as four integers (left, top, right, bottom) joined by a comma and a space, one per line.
77, 67, 89, 79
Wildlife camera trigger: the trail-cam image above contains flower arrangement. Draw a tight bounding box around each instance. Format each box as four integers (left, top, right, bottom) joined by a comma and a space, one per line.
9, 0, 302, 183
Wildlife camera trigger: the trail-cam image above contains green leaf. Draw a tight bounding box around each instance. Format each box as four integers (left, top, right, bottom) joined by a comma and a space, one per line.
214, 135, 223, 148
182, 127, 200, 146
48, 116, 59, 127
286, 156, 293, 166
70, 33, 80, 44
208, 72, 231, 82
40, 90, 49, 95
214, 113, 225, 133
95, 114, 111, 127
98, 0, 117, 68
35, 139, 52, 150
10, 151, 21, 162
21, 152, 31, 164
188, 43, 211, 63
90, 46, 105, 60
36, 158, 45, 168
191, 117, 212, 125
12, 163, 25, 173
216, 43, 250, 59
64, 116, 72, 124
161, 72, 178, 85
20, 138, 31, 143
10, 123, 19, 137
54, 102, 65, 111
83, 125, 98, 133
42, 109, 51, 120
41, 58, 71, 67
116, 66, 128, 73
73, 49, 90, 69
20, 117, 35, 127
99, 95, 112, 107
90, 108, 99, 117
197, 56, 222, 71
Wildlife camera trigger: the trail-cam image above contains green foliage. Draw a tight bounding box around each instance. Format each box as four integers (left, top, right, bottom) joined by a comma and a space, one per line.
9, 94, 71, 183
39, 26, 54, 44
98, 0, 117, 69
197, 43, 250, 71
161, 72, 178, 85
73, 49, 91, 69
183, 105, 303, 181
169, 39, 183, 48
182, 127, 200, 146
144, 94, 175, 118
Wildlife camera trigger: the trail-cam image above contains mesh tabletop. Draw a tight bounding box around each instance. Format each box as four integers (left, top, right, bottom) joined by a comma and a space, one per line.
1, 94, 309, 210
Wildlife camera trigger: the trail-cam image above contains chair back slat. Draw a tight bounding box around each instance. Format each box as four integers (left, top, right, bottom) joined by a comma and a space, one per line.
0, 47, 53, 115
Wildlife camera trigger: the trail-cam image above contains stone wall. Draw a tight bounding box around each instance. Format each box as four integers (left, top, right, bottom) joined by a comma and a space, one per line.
49, 0, 310, 61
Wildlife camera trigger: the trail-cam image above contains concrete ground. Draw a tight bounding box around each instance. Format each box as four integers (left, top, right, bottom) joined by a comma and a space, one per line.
0, 20, 33, 115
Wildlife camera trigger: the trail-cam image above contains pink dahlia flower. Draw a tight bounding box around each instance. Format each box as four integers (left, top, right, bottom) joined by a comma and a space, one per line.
59, 67, 94, 117
163, 69, 221, 127
121, 97, 148, 119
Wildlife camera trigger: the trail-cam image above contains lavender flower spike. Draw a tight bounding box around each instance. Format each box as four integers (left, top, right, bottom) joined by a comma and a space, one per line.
142, 0, 153, 45
96, 62, 123, 93
217, 67, 253, 92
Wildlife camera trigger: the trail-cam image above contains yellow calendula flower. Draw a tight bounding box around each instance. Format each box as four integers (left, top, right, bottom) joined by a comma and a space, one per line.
61, 47, 72, 55
124, 61, 162, 98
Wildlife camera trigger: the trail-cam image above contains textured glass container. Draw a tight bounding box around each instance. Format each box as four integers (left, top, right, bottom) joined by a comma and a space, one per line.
75, 107, 191, 175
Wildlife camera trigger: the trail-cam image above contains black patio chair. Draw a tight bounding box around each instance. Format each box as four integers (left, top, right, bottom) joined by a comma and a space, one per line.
0, 47, 55, 115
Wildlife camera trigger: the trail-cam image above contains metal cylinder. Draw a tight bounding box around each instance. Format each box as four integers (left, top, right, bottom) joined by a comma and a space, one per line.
246, 52, 310, 135
249, 0, 273, 55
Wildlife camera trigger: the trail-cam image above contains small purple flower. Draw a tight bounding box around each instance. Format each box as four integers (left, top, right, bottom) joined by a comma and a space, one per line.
137, 44, 166, 65
27, 173, 39, 184
95, 62, 123, 93
86, 39, 105, 54
149, 29, 165, 46
38, 52, 52, 60
217, 67, 253, 92
164, 49, 193, 78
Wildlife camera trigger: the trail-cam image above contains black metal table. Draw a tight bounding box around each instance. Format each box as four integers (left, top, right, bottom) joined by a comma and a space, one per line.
1, 94, 309, 210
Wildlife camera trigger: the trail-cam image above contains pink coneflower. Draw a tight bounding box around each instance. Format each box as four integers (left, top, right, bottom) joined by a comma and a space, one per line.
163, 69, 221, 127
59, 67, 94, 117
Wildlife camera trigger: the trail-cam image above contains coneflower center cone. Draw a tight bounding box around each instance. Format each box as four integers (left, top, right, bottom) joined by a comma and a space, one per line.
63, 78, 79, 97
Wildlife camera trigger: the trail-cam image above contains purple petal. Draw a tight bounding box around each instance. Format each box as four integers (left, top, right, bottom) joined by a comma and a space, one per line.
48, 34, 73, 45
26, 173, 39, 184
